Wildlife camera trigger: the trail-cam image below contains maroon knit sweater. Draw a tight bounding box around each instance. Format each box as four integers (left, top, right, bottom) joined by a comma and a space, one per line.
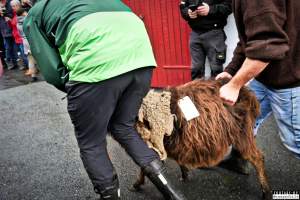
225, 0, 300, 89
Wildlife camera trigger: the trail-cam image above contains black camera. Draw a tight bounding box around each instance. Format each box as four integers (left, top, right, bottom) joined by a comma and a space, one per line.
188, 1, 204, 12
188, 4, 198, 12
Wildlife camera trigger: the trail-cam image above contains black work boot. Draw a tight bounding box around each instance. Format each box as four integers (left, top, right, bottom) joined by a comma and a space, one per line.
94, 175, 121, 200
218, 149, 250, 175
142, 159, 187, 200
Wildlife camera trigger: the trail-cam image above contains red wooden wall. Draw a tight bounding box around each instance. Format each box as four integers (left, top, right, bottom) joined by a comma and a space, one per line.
123, 0, 192, 87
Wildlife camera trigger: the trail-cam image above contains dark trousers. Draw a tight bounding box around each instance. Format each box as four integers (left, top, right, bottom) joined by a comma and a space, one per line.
0, 34, 6, 68
190, 29, 227, 79
3, 36, 18, 64
66, 67, 159, 190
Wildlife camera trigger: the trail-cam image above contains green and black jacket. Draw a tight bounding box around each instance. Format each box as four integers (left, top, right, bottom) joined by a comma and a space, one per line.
24, 0, 156, 91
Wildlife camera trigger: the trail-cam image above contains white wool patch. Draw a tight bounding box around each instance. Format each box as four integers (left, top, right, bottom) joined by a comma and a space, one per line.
136, 89, 173, 160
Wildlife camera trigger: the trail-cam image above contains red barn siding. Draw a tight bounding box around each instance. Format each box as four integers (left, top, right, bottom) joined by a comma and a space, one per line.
123, 0, 191, 87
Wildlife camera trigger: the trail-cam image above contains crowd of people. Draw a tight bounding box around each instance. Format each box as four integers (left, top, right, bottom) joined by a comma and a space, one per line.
0, 0, 37, 81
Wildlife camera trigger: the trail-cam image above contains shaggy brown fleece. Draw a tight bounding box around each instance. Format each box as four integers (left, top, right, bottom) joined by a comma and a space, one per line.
164, 79, 260, 169
134, 79, 271, 199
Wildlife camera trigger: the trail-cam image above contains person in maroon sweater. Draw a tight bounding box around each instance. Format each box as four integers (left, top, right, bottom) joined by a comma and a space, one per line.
216, 0, 300, 169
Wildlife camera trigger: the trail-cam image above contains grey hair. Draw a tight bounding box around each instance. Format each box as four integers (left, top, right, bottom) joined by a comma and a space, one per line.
10, 0, 21, 6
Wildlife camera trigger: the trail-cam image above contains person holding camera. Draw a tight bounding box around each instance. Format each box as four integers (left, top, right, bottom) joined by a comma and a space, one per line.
180, 0, 231, 79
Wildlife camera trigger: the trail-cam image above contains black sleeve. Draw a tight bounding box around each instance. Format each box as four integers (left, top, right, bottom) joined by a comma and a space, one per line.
5, 1, 14, 18
224, 41, 246, 76
208, 0, 232, 18
179, 0, 190, 21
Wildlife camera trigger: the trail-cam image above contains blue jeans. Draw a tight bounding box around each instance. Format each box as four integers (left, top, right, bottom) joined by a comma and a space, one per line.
17, 44, 28, 67
249, 79, 300, 159
3, 36, 18, 64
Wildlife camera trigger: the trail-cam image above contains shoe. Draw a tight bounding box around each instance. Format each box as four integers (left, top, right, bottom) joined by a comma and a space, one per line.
19, 65, 25, 70
31, 77, 38, 82
25, 68, 37, 76
12, 61, 20, 70
19, 66, 25, 71
94, 175, 120, 200
7, 62, 16, 70
218, 149, 250, 175
24, 70, 31, 76
142, 159, 187, 200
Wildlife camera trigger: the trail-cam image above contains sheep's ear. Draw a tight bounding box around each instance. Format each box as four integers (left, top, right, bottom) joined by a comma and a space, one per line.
137, 109, 144, 123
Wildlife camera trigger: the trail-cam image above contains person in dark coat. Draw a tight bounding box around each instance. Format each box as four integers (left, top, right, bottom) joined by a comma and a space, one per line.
217, 0, 300, 166
180, 0, 232, 79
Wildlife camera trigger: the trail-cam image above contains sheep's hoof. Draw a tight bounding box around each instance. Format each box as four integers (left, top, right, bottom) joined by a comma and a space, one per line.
179, 165, 190, 183
218, 158, 250, 175
179, 175, 190, 183
262, 191, 272, 200
129, 184, 143, 192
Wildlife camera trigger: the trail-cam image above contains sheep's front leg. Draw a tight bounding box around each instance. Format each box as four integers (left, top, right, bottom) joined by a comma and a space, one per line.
130, 170, 145, 191
179, 165, 190, 182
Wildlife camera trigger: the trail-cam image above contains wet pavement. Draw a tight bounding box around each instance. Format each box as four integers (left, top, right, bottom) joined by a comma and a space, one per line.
0, 76, 299, 200
0, 68, 43, 91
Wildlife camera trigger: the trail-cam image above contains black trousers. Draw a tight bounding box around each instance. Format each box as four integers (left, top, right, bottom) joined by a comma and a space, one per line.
66, 67, 159, 190
190, 29, 227, 79
0, 34, 6, 67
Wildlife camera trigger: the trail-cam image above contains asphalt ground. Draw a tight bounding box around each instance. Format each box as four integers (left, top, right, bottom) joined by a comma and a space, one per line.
0, 68, 43, 91
0, 75, 299, 200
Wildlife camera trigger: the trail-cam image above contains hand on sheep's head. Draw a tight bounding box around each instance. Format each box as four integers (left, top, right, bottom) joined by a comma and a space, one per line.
216, 72, 238, 105
219, 82, 240, 106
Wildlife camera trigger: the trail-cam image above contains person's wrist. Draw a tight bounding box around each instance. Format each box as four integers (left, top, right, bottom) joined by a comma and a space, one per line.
228, 78, 243, 90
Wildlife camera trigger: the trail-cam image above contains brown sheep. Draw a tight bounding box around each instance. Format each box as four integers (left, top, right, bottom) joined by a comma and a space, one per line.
133, 79, 271, 200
